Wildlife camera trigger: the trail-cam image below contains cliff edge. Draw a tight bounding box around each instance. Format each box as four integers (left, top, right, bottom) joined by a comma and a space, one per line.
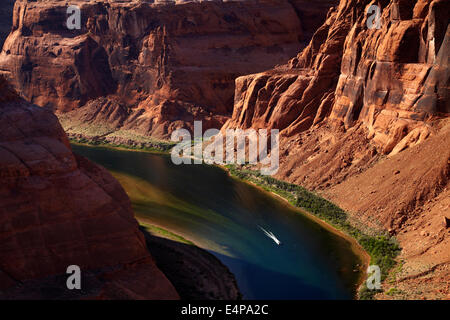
0, 0, 335, 140
0, 75, 179, 299
224, 0, 449, 299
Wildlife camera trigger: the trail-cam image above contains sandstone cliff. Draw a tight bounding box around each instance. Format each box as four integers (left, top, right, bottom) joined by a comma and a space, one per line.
327, 119, 449, 300
224, 0, 449, 299
0, 0, 15, 48
225, 0, 449, 204
0, 75, 178, 299
1, 0, 448, 300
225, 0, 449, 150
0, 0, 335, 141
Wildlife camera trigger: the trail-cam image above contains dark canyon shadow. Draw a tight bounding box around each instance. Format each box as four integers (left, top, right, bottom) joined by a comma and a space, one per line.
73, 144, 364, 300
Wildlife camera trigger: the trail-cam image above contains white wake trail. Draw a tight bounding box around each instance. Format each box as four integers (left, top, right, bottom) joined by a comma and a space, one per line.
258, 225, 282, 245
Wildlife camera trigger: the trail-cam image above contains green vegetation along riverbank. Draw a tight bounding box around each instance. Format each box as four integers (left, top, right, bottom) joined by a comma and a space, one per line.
69, 135, 175, 153
225, 165, 401, 299
70, 139, 400, 299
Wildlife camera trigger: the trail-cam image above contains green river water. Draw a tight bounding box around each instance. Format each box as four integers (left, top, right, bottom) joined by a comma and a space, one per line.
72, 144, 364, 299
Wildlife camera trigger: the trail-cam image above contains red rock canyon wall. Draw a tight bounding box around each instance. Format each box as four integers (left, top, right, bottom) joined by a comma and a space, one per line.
0, 0, 336, 139
0, 75, 178, 299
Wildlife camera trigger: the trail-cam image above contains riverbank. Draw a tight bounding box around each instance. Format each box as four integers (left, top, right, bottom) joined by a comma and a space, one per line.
224, 165, 401, 299
238, 177, 371, 289
70, 139, 393, 299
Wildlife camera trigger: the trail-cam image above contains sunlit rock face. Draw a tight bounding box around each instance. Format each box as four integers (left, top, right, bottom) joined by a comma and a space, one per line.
0, 75, 178, 299
223, 1, 449, 300
0, 0, 335, 139
329, 0, 449, 155
222, 0, 450, 238
225, 0, 449, 157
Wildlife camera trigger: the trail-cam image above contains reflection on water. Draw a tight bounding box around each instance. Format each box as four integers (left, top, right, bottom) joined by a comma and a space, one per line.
72, 144, 364, 299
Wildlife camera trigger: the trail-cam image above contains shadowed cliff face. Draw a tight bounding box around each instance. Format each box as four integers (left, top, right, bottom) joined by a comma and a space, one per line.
0, 0, 15, 49
0, 76, 178, 299
223, 0, 450, 228
0, 0, 335, 139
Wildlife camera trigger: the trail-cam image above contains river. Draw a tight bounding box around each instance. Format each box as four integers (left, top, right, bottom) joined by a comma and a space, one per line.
72, 144, 365, 299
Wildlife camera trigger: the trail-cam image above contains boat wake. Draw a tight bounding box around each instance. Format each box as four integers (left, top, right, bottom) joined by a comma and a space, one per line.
258, 225, 282, 245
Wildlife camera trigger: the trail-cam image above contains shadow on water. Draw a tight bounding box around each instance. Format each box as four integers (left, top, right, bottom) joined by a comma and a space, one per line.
140, 227, 331, 300
212, 252, 332, 300
139, 227, 241, 300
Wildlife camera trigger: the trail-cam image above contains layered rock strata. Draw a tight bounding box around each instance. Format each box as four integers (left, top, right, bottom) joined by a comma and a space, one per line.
0, 75, 178, 299
224, 0, 449, 299
0, 0, 335, 139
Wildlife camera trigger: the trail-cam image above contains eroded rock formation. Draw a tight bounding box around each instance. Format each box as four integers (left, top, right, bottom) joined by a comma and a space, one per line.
1, 0, 448, 300
0, 0, 335, 140
225, 0, 449, 155
0, 75, 178, 299
224, 0, 449, 191
224, 0, 449, 299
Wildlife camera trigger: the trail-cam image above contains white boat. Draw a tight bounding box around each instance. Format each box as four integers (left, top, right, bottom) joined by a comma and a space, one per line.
258, 226, 282, 245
